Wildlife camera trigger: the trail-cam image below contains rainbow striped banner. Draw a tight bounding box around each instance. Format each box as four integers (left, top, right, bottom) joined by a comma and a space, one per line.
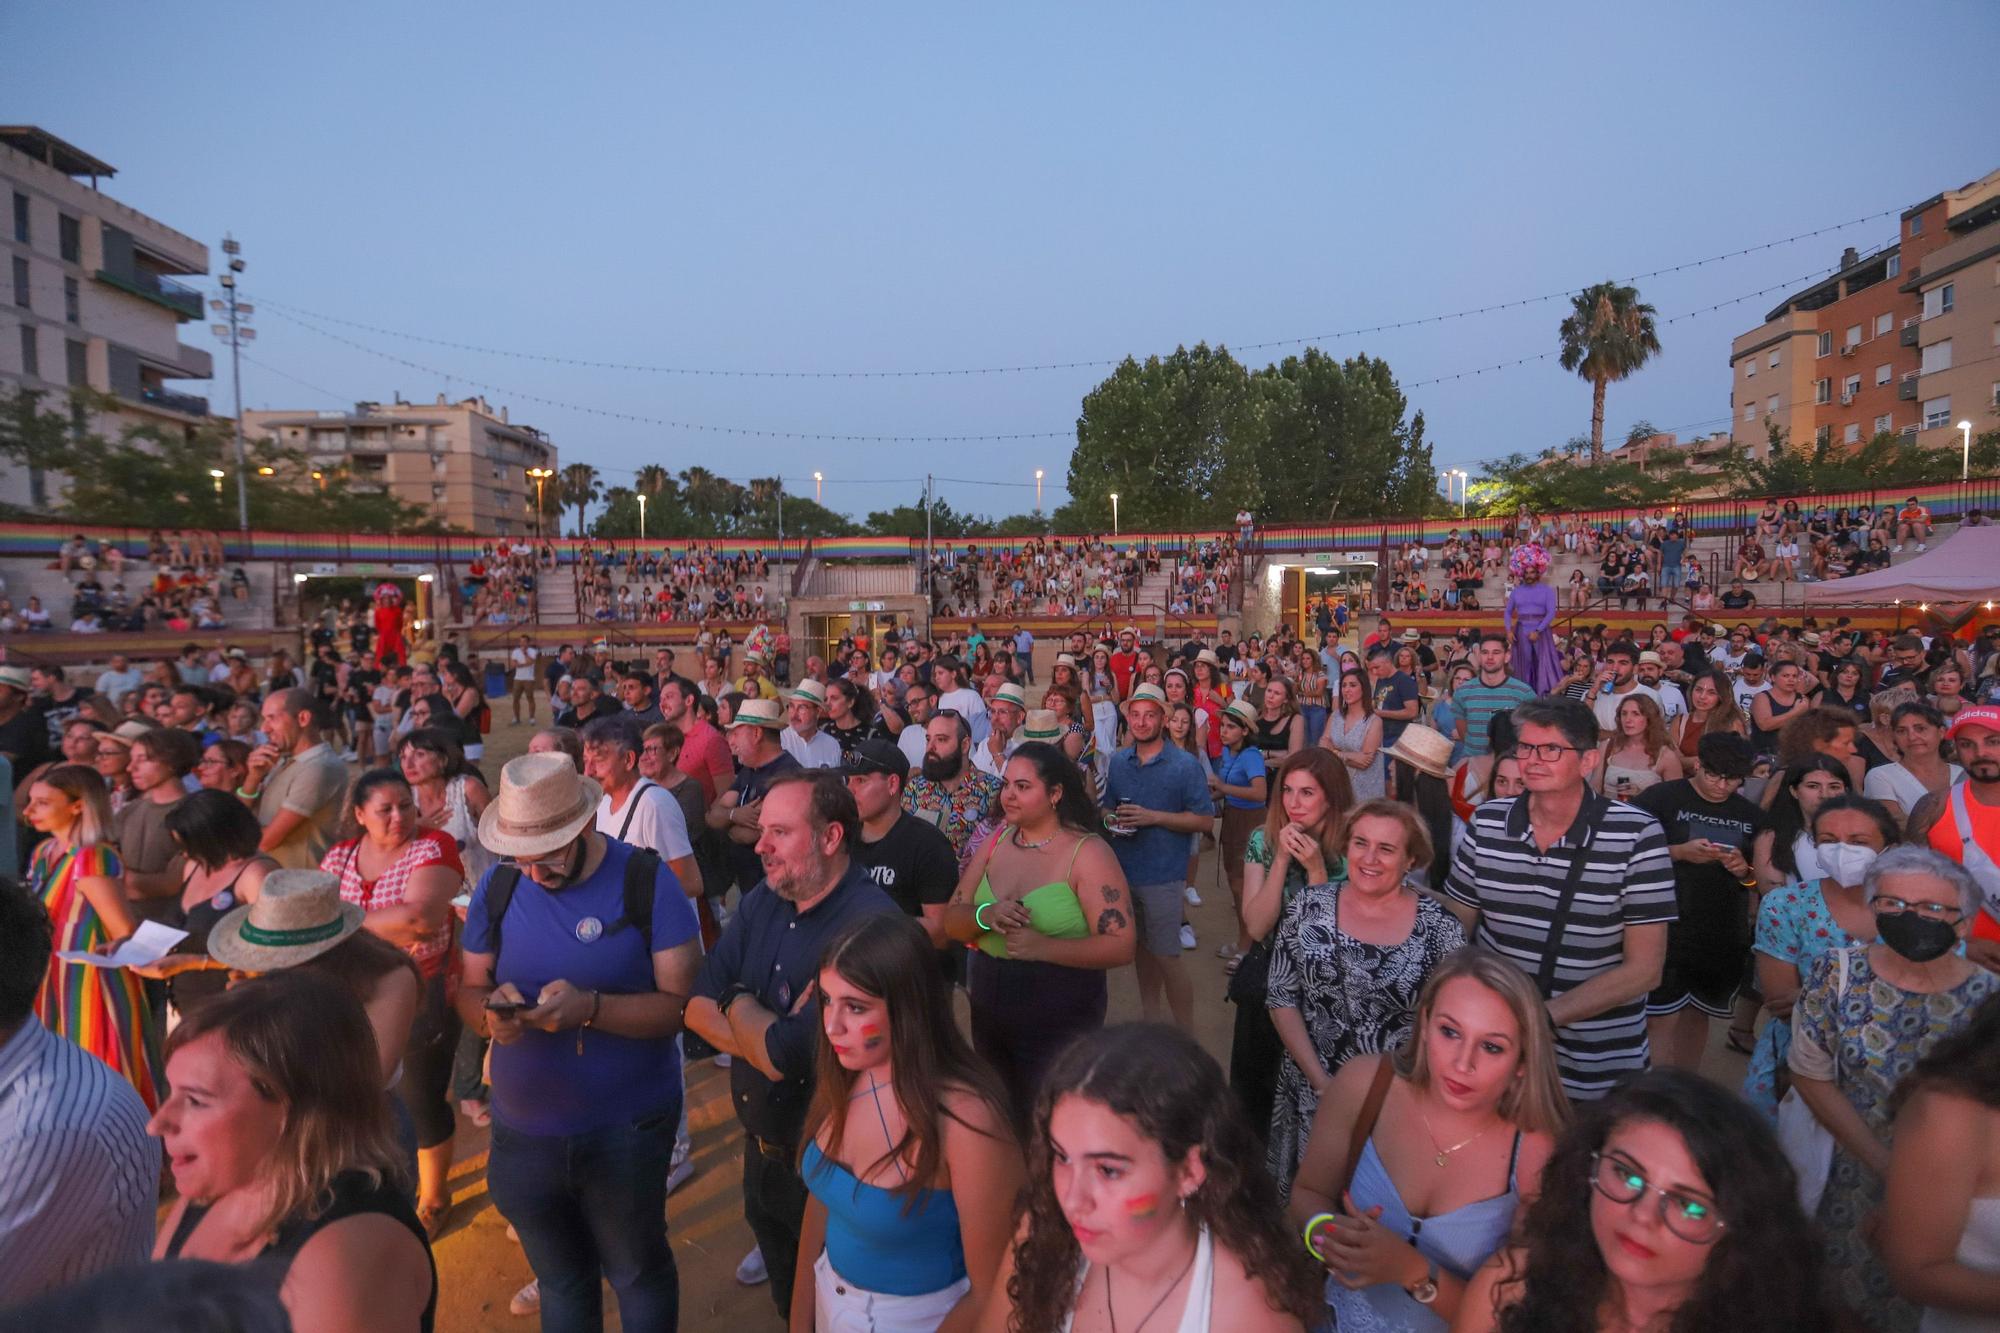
6, 477, 1996, 565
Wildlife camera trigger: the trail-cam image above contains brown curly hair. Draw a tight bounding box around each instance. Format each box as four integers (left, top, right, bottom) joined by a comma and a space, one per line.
1004, 1024, 1322, 1331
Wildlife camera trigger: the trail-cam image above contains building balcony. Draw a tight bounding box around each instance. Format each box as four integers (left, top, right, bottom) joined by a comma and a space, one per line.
93, 265, 203, 321
139, 384, 210, 417
1898, 373, 1919, 401
1900, 317, 1920, 347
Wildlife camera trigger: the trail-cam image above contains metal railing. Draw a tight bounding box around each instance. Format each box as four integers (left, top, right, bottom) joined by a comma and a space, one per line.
138, 384, 210, 416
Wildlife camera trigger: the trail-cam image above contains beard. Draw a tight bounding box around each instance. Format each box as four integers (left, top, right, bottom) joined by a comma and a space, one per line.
922, 749, 965, 782
765, 845, 834, 902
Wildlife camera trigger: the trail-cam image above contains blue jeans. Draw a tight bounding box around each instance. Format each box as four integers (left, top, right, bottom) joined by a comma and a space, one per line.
487, 1105, 682, 1333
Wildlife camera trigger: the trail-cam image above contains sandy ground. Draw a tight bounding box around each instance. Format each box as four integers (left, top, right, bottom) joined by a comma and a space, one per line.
429, 711, 1746, 1332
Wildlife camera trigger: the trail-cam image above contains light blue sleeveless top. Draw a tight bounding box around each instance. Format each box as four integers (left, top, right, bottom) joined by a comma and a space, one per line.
802, 1139, 967, 1296
1324, 1134, 1521, 1332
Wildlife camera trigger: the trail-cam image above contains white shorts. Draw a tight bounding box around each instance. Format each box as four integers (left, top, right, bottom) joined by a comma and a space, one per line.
814, 1251, 970, 1332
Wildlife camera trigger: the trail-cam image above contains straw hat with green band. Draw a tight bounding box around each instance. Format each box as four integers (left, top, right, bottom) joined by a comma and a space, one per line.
208, 869, 364, 972
992, 682, 1029, 712
1220, 699, 1260, 731
1020, 709, 1064, 742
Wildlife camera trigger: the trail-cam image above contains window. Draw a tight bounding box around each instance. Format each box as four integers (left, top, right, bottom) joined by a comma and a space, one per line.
1876, 363, 1892, 386
1815, 377, 1832, 404
64, 337, 86, 388
1768, 349, 1782, 369
1993, 321, 2000, 346
1815, 425, 1833, 448
1924, 395, 1953, 430
10, 256, 27, 309
1912, 214, 1926, 236
17, 324, 37, 377
1922, 339, 1954, 375
1875, 313, 1893, 336
1744, 403, 1756, 422
1926, 283, 1956, 318
1817, 331, 1833, 357
1888, 254, 1901, 278
57, 214, 80, 264
1844, 424, 1861, 445
1745, 358, 1756, 378
1767, 394, 1779, 414
1846, 324, 1863, 347
10, 192, 26, 244
1875, 414, 1893, 434
62, 276, 78, 324
1844, 374, 1862, 397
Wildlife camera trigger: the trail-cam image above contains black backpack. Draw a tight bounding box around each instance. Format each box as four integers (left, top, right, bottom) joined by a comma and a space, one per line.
480, 847, 661, 961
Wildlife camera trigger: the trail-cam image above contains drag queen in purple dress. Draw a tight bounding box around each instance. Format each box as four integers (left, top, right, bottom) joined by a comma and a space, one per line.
1505, 544, 1563, 694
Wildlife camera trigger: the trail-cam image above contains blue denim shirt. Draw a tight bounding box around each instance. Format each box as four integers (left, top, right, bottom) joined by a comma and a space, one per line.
1100, 742, 1214, 887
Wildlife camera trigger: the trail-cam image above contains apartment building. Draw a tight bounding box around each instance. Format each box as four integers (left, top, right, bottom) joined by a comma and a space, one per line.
1728, 166, 1999, 457
243, 394, 558, 535
0, 126, 215, 510
1904, 170, 2000, 450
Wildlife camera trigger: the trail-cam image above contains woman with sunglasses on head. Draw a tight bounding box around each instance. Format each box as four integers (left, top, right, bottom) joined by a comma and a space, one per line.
1788, 846, 1998, 1330
977, 1024, 1321, 1333
1454, 1068, 1836, 1333
791, 912, 1024, 1332
1292, 950, 1568, 1332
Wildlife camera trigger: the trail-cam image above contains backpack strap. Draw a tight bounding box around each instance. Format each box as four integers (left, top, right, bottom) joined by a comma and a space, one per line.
609, 847, 661, 953
483, 865, 522, 962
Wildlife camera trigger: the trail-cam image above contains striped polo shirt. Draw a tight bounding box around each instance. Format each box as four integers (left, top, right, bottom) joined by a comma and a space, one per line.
1452, 674, 1539, 756
0, 1018, 160, 1302
1443, 793, 1677, 1100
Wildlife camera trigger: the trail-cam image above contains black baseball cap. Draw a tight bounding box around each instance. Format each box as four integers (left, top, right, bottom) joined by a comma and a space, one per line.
843, 739, 909, 778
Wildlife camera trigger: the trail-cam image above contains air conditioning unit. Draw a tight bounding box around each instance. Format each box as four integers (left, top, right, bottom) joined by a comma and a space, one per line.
1839, 391, 1856, 405
1840, 345, 1856, 357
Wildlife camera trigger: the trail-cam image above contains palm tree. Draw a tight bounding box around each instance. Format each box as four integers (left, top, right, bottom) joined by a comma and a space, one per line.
558, 462, 600, 537
1558, 282, 1661, 464
634, 463, 673, 499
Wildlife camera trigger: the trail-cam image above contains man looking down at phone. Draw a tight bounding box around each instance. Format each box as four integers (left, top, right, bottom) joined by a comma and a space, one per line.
455, 752, 702, 1333
1632, 733, 1763, 1072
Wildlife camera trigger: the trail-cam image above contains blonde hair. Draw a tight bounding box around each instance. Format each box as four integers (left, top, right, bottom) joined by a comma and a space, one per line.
1393, 948, 1571, 1135
36, 763, 113, 848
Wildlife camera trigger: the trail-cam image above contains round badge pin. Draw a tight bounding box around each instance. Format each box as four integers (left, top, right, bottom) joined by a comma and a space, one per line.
575, 916, 604, 944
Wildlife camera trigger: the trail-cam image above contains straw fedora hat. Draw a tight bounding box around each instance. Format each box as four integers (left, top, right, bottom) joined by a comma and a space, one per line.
1195, 649, 1222, 669
1220, 699, 1260, 731
1054, 653, 1079, 669
0, 665, 30, 694
1123, 683, 1169, 714
789, 678, 827, 709
97, 720, 159, 750
477, 752, 603, 859
1020, 708, 1064, 742
991, 682, 1029, 712
1384, 724, 1453, 780
729, 697, 787, 730
208, 869, 364, 972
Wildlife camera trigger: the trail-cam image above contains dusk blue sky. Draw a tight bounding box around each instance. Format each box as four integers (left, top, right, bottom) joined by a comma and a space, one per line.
13, 1, 2000, 523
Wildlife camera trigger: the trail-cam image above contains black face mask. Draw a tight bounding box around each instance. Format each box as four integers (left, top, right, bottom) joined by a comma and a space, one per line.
1877, 911, 1959, 963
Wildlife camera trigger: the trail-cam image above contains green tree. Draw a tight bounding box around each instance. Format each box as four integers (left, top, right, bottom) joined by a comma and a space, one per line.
1249, 350, 1436, 522
1558, 282, 1661, 464
1067, 344, 1256, 531
559, 462, 600, 537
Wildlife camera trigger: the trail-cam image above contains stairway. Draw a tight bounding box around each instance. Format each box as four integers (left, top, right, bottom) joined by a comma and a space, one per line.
535, 567, 578, 624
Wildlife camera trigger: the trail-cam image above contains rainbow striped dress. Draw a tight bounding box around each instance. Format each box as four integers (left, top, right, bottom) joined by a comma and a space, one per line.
31, 841, 163, 1112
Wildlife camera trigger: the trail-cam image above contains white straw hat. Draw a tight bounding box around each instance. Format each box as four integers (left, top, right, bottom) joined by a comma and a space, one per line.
476, 752, 603, 858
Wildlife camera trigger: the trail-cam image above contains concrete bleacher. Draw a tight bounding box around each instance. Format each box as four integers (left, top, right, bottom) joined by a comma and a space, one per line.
0, 554, 281, 631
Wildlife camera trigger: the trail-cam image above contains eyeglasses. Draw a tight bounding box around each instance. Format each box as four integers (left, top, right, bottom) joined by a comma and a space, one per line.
1590, 1151, 1725, 1245
1871, 895, 1963, 922
1511, 743, 1582, 763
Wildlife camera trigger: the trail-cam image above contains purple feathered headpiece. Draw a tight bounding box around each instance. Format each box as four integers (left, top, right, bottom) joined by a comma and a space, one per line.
1508, 543, 1550, 579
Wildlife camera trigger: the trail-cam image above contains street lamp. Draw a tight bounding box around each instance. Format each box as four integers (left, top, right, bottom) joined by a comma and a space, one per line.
208, 467, 225, 496
1035, 468, 1044, 514
213, 235, 253, 534
814, 471, 824, 504
1447, 468, 1468, 518
526, 466, 554, 544
637, 491, 647, 542
1963, 420, 1976, 482
1109, 491, 1119, 535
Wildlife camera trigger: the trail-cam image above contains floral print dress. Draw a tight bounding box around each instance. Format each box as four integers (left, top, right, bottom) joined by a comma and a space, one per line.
1741, 879, 1857, 1121
1264, 880, 1464, 1195
1791, 944, 1997, 1331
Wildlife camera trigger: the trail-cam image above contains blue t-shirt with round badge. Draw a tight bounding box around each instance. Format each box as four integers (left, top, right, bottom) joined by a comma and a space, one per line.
464, 839, 697, 1136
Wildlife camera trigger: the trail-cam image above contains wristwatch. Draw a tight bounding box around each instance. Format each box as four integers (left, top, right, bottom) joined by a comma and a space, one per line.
1407, 1259, 1440, 1305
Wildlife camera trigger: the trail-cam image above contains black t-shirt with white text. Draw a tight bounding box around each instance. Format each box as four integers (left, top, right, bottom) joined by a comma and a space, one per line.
851, 813, 959, 920
1634, 779, 1763, 964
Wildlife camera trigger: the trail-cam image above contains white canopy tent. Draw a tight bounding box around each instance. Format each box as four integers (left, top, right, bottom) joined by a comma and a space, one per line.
1803, 524, 2000, 605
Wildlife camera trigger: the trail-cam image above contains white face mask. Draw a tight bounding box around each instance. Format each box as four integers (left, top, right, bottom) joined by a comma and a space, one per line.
1818, 842, 1878, 888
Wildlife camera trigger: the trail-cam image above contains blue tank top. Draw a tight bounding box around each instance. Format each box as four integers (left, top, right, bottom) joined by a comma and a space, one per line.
802, 1138, 967, 1296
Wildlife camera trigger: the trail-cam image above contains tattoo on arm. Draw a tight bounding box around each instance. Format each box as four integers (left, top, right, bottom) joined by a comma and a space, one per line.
1096, 908, 1128, 936
1100, 885, 1123, 904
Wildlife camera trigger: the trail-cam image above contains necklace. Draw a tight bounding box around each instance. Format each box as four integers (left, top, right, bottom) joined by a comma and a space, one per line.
1417, 1101, 1498, 1167
1012, 826, 1059, 851
1105, 1231, 1199, 1333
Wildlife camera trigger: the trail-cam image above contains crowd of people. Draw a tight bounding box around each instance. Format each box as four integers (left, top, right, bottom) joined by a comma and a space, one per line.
926, 533, 1239, 620
1, 528, 250, 635
6, 534, 2000, 1331
573, 541, 777, 625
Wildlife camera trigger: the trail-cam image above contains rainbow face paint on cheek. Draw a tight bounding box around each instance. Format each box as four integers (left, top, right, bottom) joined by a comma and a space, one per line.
860, 1023, 884, 1050
1123, 1193, 1160, 1220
